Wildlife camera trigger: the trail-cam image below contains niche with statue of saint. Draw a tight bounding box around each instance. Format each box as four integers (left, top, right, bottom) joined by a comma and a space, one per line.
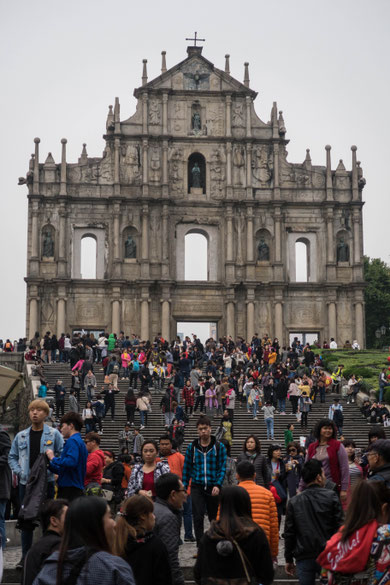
188, 153, 206, 194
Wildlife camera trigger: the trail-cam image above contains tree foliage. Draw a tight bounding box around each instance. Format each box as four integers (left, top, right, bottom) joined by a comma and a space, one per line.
364, 256, 390, 348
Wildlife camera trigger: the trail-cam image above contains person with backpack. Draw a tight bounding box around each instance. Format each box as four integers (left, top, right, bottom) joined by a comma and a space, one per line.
101, 384, 119, 421
91, 394, 105, 435
4, 339, 13, 352
129, 356, 140, 389
182, 416, 227, 547
328, 398, 344, 438
124, 388, 137, 425
107, 356, 120, 388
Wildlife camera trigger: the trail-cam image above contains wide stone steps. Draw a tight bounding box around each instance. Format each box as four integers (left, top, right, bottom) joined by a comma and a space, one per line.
39, 363, 390, 455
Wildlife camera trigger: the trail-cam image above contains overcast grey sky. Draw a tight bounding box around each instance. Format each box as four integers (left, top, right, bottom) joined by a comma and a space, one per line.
1, 0, 389, 341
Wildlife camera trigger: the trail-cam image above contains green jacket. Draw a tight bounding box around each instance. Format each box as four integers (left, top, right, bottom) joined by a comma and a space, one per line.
284, 429, 293, 447
107, 334, 116, 351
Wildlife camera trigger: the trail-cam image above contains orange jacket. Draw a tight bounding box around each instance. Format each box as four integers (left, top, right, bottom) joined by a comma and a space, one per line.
167, 451, 185, 477
238, 480, 279, 558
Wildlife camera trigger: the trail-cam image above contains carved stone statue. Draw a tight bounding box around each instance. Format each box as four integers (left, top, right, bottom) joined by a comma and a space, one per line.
124, 235, 136, 259
337, 238, 349, 262
191, 162, 201, 188
233, 145, 245, 186
192, 112, 201, 131
258, 238, 270, 261
42, 230, 54, 257
149, 101, 161, 124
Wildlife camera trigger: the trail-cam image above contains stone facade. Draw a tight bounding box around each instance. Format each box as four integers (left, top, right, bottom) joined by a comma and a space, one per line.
22, 46, 366, 346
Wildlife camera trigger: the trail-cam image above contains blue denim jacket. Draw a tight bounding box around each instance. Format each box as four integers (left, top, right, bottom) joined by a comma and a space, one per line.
8, 424, 64, 485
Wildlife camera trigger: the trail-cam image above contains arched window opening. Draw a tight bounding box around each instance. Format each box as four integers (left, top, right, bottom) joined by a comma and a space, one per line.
188, 152, 206, 194
295, 240, 309, 282
185, 232, 208, 280
80, 236, 97, 279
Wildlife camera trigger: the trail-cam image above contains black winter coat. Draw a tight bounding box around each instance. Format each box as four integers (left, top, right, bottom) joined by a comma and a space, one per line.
123, 532, 172, 585
194, 528, 274, 585
284, 484, 343, 562
0, 430, 11, 500
237, 452, 271, 489
23, 530, 61, 585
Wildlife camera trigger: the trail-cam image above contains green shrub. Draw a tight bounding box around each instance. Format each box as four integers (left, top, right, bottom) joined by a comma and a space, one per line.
384, 388, 390, 404
343, 366, 375, 379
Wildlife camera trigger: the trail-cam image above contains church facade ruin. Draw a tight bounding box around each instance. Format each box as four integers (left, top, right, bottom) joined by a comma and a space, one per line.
22, 45, 366, 345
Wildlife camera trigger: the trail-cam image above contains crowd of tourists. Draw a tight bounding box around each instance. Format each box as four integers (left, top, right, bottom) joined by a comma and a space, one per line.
0, 330, 389, 585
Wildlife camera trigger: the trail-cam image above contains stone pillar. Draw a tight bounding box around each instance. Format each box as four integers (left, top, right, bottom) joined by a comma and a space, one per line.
226, 142, 232, 186
246, 206, 254, 262
162, 204, 169, 277
142, 93, 148, 134
161, 300, 170, 341
351, 145, 359, 202
112, 300, 120, 334
142, 140, 148, 184
328, 302, 337, 341
273, 143, 280, 200
326, 209, 335, 263
226, 301, 235, 338
245, 96, 252, 138
141, 205, 149, 260
246, 300, 255, 341
246, 143, 252, 188
114, 138, 120, 187
57, 298, 66, 337
353, 212, 360, 264
226, 207, 233, 261
29, 298, 39, 339
113, 212, 120, 260
325, 145, 333, 201
275, 301, 283, 345
274, 207, 282, 262
60, 138, 67, 196
162, 93, 168, 134
162, 140, 168, 185
31, 209, 39, 258
140, 299, 149, 340
225, 95, 232, 137
355, 302, 364, 348
33, 138, 40, 194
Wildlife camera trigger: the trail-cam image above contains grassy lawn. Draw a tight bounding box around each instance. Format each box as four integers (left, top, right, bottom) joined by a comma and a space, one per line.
314, 349, 390, 402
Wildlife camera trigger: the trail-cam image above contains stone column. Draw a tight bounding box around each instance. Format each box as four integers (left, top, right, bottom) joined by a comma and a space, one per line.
353, 212, 360, 264
142, 140, 148, 184
162, 140, 168, 185
226, 301, 235, 338
114, 138, 120, 188
275, 301, 283, 344
246, 301, 255, 341
274, 207, 282, 262
140, 299, 149, 341
355, 302, 364, 348
326, 209, 335, 263
161, 300, 170, 341
162, 93, 168, 134
142, 93, 148, 134
226, 207, 233, 261
328, 302, 337, 341
162, 204, 169, 277
31, 209, 39, 258
141, 205, 149, 260
60, 139, 67, 196
226, 142, 232, 186
246, 144, 252, 188
246, 206, 254, 262
273, 143, 280, 200
245, 96, 252, 138
33, 138, 40, 195
113, 213, 120, 260
225, 95, 232, 137
112, 300, 121, 335
29, 298, 39, 339
57, 298, 66, 337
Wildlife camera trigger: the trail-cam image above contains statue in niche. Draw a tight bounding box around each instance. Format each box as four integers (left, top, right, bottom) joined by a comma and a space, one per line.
149, 101, 161, 124
42, 230, 54, 257
191, 162, 201, 188
258, 238, 270, 261
192, 112, 201, 131
150, 147, 161, 182
252, 147, 273, 185
337, 238, 349, 262
124, 235, 136, 259
232, 103, 245, 127
233, 145, 245, 185
341, 209, 350, 230
121, 144, 140, 184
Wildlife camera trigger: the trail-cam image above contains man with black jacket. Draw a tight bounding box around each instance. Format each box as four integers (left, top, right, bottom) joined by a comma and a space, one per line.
23, 499, 67, 585
367, 439, 390, 485
284, 459, 342, 585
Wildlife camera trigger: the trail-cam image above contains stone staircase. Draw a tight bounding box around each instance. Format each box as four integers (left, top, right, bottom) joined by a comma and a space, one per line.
39, 362, 390, 455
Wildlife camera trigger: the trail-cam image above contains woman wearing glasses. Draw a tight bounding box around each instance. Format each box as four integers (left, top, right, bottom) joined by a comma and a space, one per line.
284, 442, 304, 498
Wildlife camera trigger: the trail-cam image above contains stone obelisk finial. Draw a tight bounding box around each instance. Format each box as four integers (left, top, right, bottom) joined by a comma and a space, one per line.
244, 62, 250, 87
161, 51, 167, 73
142, 59, 148, 86
225, 54, 230, 74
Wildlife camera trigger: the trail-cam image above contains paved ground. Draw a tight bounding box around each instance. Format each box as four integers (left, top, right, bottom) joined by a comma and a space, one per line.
3, 520, 286, 570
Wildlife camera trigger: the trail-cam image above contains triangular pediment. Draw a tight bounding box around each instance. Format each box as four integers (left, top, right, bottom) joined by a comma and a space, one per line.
134, 51, 257, 98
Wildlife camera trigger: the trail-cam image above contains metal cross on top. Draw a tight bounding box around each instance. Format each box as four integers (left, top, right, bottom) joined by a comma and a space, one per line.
185, 31, 205, 46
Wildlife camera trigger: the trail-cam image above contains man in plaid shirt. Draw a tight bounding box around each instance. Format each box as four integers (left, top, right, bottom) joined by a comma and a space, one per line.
182, 416, 227, 547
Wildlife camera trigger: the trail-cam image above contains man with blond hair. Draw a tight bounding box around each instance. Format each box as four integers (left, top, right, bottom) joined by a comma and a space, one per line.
8, 399, 63, 568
